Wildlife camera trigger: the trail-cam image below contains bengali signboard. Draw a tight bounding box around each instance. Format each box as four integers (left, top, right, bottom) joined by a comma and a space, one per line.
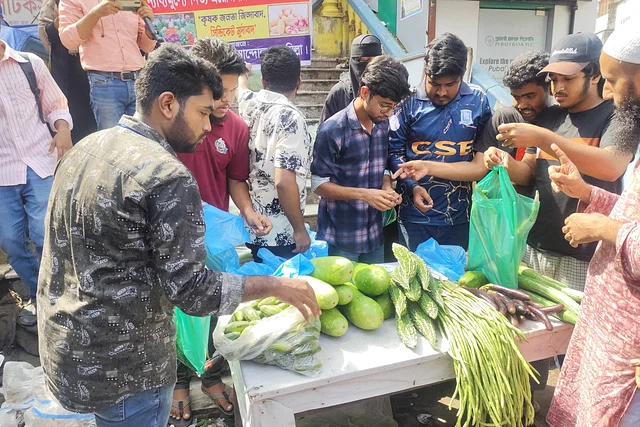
148, 0, 311, 67
1, 0, 44, 25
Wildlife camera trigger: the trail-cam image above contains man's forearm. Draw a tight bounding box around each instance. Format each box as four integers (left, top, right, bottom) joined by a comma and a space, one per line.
315, 181, 367, 201
277, 180, 306, 232
537, 132, 631, 182
506, 159, 535, 186
382, 174, 392, 190
228, 179, 255, 217
75, 10, 101, 40
242, 275, 278, 301
427, 158, 488, 182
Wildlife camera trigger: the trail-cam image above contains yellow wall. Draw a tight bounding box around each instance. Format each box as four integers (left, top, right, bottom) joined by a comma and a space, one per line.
313, 0, 371, 58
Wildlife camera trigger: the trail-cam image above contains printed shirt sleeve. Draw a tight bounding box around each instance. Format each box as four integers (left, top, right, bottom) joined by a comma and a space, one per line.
274, 109, 311, 175
237, 89, 255, 117
226, 122, 250, 181
32, 55, 73, 130
578, 185, 620, 216
388, 102, 419, 191
616, 222, 640, 282
146, 176, 245, 316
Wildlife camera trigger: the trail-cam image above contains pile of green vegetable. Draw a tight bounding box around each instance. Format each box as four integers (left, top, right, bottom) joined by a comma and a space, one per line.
222, 297, 323, 375
391, 243, 537, 427
307, 256, 394, 337
388, 244, 442, 349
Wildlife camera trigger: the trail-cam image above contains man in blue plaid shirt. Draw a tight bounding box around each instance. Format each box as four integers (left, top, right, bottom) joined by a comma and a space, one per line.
311, 56, 411, 263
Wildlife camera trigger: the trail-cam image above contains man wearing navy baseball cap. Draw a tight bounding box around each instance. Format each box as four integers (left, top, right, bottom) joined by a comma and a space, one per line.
541, 32, 605, 77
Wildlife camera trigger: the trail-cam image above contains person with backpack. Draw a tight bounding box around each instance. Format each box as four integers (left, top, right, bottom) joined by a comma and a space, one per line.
0, 4, 73, 326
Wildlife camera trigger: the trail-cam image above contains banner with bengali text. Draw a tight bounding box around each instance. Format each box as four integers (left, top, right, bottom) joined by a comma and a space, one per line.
148, 0, 311, 67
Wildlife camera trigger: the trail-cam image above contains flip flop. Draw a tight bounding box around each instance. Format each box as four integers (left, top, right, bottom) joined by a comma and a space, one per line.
201, 384, 234, 417
168, 397, 193, 427
18, 304, 37, 327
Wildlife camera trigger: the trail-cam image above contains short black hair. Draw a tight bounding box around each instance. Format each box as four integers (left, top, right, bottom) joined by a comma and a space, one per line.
582, 60, 605, 96
190, 37, 248, 76
135, 44, 223, 115
260, 45, 301, 93
503, 50, 550, 90
424, 33, 467, 79
360, 56, 411, 102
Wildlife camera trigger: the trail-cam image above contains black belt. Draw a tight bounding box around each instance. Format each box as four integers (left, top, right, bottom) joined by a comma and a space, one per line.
89, 70, 140, 81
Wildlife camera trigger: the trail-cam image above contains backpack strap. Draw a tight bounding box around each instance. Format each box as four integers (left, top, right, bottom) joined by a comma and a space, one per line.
16, 52, 46, 124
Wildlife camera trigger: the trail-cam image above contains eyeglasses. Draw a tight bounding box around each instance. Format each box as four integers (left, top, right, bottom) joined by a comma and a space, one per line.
370, 95, 396, 113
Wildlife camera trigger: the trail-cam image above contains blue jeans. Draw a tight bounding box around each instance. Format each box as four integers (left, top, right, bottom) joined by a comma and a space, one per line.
88, 72, 136, 130
398, 219, 470, 252
94, 385, 173, 427
328, 244, 385, 264
0, 168, 52, 298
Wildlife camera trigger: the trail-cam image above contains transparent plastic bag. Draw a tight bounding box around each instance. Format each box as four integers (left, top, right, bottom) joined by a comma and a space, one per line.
213, 305, 322, 376
23, 399, 96, 427
0, 407, 18, 427
1, 362, 95, 426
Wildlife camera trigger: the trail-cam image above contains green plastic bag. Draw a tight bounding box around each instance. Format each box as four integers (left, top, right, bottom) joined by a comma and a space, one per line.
467, 166, 540, 288
382, 208, 397, 228
174, 308, 210, 375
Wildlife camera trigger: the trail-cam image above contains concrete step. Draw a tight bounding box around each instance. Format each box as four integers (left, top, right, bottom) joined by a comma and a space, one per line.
301, 67, 345, 80
295, 104, 324, 120
300, 79, 340, 91
296, 90, 330, 105
311, 57, 347, 68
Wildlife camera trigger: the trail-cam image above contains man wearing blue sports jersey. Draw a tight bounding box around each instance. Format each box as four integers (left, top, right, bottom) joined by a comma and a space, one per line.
390, 33, 492, 251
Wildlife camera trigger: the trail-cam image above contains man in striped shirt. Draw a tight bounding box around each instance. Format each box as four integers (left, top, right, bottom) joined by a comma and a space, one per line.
0, 5, 73, 326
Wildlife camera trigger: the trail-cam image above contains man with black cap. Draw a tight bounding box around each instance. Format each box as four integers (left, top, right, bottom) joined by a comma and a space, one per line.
319, 34, 382, 124
490, 32, 632, 292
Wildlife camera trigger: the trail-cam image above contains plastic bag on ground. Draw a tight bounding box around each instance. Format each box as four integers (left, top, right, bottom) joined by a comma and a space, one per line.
23, 399, 96, 427
213, 304, 322, 376
467, 166, 539, 288
0, 362, 95, 426
296, 396, 398, 427
415, 238, 466, 281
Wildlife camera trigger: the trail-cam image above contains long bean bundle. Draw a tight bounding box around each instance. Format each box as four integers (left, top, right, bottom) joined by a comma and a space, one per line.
437, 280, 537, 427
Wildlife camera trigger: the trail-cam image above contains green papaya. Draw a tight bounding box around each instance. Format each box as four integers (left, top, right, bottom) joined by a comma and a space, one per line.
375, 293, 394, 319
342, 287, 384, 330
351, 262, 367, 282
334, 284, 354, 305
354, 264, 391, 296
320, 307, 349, 337
310, 256, 354, 285
299, 276, 339, 310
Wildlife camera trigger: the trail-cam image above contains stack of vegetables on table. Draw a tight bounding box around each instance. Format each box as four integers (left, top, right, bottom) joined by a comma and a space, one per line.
388, 243, 537, 427
214, 242, 580, 425
459, 265, 582, 327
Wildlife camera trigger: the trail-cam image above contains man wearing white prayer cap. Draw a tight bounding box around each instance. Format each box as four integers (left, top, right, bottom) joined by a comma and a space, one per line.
545, 18, 640, 427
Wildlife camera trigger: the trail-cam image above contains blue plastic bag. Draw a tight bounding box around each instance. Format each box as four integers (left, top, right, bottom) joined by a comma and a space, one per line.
302, 228, 328, 259
203, 203, 250, 272
274, 254, 314, 278
415, 238, 466, 281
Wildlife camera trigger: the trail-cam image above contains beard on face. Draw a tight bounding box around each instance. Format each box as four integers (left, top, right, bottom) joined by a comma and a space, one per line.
164, 110, 206, 153
609, 84, 640, 156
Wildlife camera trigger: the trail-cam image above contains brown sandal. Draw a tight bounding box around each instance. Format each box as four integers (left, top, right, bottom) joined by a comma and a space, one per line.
168, 397, 193, 427
201, 384, 234, 416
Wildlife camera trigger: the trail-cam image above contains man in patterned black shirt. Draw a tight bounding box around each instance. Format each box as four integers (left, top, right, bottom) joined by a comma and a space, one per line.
37, 44, 320, 427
